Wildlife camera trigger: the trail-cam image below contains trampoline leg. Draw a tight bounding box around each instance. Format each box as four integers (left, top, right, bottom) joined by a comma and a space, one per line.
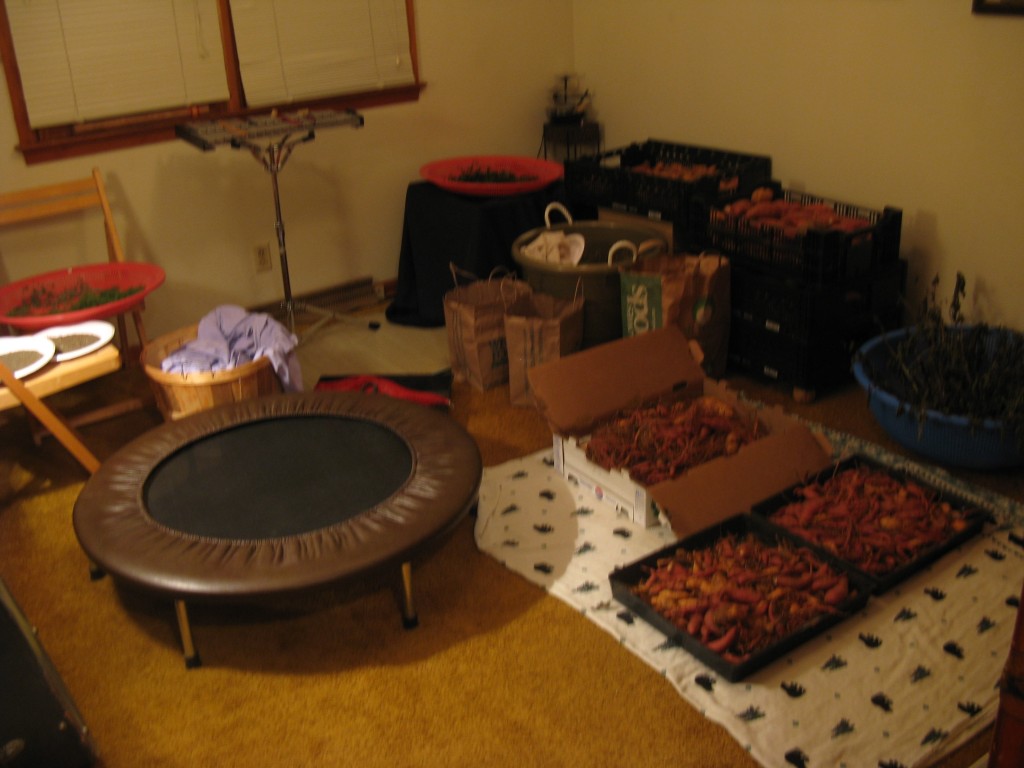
400, 561, 419, 629
174, 600, 202, 668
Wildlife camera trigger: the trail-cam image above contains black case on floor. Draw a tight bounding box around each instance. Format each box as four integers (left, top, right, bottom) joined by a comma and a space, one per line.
0, 578, 96, 768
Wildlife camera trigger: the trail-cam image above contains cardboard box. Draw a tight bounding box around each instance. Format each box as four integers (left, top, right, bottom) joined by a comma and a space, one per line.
528, 325, 833, 533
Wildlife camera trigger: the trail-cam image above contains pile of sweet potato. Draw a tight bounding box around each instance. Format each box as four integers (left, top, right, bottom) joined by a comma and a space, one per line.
628, 160, 740, 193
766, 464, 977, 576
583, 396, 762, 486
634, 532, 855, 662
715, 186, 872, 238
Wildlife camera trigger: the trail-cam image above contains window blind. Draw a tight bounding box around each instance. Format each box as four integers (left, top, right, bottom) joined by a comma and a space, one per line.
229, 0, 414, 108
5, 0, 229, 128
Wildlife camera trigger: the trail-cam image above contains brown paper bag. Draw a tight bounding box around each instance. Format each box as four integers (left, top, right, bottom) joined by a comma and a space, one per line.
443, 266, 532, 391
620, 252, 731, 377
677, 253, 731, 378
504, 290, 585, 407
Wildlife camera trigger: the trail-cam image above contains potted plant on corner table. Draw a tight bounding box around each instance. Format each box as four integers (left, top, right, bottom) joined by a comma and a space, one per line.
852, 272, 1024, 469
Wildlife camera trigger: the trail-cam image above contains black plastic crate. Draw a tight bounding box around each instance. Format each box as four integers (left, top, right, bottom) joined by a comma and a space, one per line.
730, 257, 907, 342
618, 140, 772, 197
751, 455, 988, 594
562, 154, 620, 210
726, 306, 903, 395
705, 184, 902, 284
609, 514, 872, 682
564, 140, 772, 250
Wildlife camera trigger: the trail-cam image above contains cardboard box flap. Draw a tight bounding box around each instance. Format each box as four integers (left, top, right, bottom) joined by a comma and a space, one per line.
528, 325, 705, 436
651, 425, 833, 539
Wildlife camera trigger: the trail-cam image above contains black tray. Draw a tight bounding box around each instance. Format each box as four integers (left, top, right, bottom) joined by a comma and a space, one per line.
609, 515, 872, 682
751, 455, 987, 594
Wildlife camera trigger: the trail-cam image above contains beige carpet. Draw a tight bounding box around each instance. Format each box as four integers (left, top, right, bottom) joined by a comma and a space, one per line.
294, 309, 451, 384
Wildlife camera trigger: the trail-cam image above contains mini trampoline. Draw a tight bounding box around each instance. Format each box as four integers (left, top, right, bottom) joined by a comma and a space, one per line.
73, 391, 482, 667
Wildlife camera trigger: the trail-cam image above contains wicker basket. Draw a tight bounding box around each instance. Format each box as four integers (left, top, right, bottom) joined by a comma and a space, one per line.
142, 324, 282, 421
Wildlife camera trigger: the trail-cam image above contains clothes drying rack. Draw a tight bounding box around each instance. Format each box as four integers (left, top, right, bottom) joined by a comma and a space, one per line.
176, 109, 365, 336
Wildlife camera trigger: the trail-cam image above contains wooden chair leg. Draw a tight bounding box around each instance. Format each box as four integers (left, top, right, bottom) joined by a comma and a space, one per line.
0, 363, 100, 475
29, 396, 147, 447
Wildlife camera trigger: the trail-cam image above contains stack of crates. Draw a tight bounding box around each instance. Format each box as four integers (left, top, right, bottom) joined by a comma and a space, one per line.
563, 140, 906, 398
705, 182, 906, 398
563, 139, 773, 251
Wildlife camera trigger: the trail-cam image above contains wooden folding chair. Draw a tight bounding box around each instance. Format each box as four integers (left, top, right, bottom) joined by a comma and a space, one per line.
0, 168, 153, 474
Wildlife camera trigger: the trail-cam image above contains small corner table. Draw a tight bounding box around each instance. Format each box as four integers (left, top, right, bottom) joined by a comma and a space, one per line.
385, 180, 564, 328
542, 121, 601, 161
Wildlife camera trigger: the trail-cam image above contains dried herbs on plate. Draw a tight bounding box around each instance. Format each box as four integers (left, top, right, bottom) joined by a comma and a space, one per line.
51, 333, 101, 354
0, 350, 43, 371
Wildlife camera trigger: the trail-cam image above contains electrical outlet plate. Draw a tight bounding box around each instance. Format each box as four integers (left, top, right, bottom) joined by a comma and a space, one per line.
254, 244, 273, 272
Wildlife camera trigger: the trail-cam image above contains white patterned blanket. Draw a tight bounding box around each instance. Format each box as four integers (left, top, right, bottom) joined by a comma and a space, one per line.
475, 432, 1023, 768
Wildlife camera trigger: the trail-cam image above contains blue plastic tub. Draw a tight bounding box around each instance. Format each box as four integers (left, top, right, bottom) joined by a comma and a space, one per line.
852, 327, 1023, 469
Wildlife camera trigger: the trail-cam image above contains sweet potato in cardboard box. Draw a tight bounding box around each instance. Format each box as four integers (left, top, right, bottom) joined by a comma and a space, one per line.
527, 325, 833, 532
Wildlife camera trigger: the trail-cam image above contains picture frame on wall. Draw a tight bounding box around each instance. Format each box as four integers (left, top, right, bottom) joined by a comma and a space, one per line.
973, 0, 1024, 14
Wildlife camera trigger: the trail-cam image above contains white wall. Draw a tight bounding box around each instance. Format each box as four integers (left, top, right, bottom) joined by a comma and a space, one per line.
0, 1, 576, 337
574, 0, 1024, 328
2, 0, 1022, 336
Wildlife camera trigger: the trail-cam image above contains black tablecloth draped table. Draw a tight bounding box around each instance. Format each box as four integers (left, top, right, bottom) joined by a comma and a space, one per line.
385, 180, 564, 327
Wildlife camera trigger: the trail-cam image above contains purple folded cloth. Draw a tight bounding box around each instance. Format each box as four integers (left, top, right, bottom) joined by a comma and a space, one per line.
160, 305, 303, 392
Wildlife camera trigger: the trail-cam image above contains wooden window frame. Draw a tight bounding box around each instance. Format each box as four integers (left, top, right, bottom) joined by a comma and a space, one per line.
0, 0, 422, 165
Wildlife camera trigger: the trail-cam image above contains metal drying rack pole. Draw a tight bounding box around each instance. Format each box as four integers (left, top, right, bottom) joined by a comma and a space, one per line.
176, 109, 365, 339
243, 128, 322, 336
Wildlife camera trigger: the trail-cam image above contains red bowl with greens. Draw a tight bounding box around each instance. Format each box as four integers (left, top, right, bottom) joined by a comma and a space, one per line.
420, 155, 563, 197
0, 262, 165, 331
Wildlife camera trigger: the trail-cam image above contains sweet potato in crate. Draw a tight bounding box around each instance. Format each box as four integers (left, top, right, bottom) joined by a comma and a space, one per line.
564, 140, 773, 250
706, 183, 902, 284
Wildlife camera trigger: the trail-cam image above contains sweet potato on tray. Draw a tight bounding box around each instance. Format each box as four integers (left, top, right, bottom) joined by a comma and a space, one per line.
632, 531, 856, 663
765, 462, 980, 578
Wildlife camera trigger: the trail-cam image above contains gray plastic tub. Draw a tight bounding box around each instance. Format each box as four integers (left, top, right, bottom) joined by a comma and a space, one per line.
512, 203, 668, 348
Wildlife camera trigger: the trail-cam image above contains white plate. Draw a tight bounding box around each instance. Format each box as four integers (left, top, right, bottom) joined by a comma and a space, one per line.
0, 335, 56, 379
36, 320, 115, 362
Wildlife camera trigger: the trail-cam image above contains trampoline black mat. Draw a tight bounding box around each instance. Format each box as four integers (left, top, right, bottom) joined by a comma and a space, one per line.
144, 416, 413, 539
